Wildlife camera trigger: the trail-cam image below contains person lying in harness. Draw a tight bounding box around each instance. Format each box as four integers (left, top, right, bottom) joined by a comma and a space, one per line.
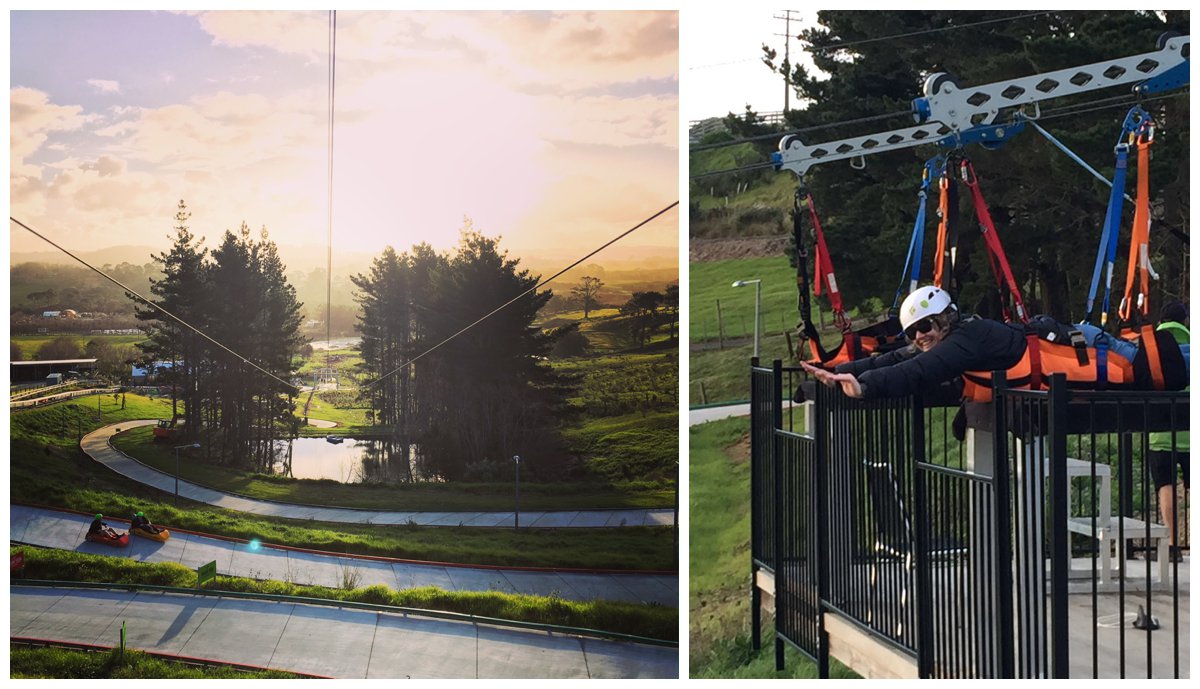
802, 285, 1186, 401
802, 286, 1025, 399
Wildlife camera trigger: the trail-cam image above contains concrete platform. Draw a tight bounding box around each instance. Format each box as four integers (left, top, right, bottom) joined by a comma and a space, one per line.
10, 586, 678, 678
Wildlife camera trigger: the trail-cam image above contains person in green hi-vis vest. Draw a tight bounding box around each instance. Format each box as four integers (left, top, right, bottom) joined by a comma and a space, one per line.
1147, 301, 1190, 562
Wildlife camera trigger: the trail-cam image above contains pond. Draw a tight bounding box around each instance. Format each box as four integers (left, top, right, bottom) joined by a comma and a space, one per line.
273, 437, 437, 483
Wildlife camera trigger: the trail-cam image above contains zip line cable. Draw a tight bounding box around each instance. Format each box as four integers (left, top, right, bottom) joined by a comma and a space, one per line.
325, 10, 336, 380
690, 90, 1187, 180
806, 12, 1054, 53
10, 217, 300, 394
690, 108, 910, 152
358, 201, 680, 393
10, 198, 683, 399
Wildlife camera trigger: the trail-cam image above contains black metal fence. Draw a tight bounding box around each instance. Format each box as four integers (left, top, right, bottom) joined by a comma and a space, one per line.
749, 359, 1190, 678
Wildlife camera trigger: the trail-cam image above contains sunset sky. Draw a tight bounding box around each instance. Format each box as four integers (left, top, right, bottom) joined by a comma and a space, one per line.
10, 10, 679, 264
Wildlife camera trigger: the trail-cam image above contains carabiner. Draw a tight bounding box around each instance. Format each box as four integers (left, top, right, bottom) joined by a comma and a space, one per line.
959, 159, 978, 186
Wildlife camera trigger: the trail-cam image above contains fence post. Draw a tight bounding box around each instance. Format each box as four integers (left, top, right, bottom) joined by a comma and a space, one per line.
750, 356, 762, 652
716, 300, 726, 350
991, 371, 1016, 678
814, 363, 830, 678
772, 359, 785, 671
1046, 373, 1070, 677
912, 394, 934, 677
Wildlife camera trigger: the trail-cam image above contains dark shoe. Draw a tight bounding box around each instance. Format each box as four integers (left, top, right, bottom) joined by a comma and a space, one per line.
1169, 546, 1184, 563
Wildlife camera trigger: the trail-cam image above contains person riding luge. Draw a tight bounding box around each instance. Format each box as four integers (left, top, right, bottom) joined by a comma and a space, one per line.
86, 513, 128, 546
129, 510, 170, 541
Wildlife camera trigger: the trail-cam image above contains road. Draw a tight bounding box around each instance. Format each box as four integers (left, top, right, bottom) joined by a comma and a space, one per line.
85, 421, 675, 528
10, 505, 676, 606
11, 586, 677, 678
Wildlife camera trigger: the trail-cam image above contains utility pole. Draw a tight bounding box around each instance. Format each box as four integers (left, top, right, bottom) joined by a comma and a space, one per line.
773, 10, 798, 113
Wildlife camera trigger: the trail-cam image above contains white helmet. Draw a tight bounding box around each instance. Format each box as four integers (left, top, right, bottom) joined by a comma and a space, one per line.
900, 286, 954, 331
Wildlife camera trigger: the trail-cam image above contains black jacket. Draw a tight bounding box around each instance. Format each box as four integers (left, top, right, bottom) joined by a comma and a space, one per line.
834, 317, 1027, 399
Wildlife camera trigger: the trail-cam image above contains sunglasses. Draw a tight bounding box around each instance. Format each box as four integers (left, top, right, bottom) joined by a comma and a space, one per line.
904, 318, 936, 340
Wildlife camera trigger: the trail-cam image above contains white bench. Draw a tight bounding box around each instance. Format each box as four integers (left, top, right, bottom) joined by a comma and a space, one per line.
1051, 457, 1169, 586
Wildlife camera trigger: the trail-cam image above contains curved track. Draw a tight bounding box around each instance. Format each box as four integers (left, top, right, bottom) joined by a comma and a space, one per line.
10, 586, 677, 678
10, 505, 677, 606
85, 421, 674, 528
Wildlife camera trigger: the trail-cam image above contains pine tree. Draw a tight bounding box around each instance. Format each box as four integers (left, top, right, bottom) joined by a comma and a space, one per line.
134, 200, 207, 427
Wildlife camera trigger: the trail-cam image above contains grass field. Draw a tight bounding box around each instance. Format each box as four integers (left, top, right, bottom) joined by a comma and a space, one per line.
10, 646, 304, 679
11, 394, 675, 570
689, 258, 799, 345
688, 415, 855, 678
690, 143, 796, 213
293, 389, 370, 428
11, 333, 146, 361
12, 546, 677, 641
111, 424, 673, 510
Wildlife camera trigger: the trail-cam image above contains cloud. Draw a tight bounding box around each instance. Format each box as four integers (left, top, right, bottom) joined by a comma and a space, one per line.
81, 155, 126, 177
538, 92, 678, 149
87, 79, 121, 94
189, 11, 677, 91
9, 87, 93, 178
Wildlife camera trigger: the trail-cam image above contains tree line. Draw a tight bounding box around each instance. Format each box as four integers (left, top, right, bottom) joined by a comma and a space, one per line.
352, 221, 575, 481
135, 200, 304, 471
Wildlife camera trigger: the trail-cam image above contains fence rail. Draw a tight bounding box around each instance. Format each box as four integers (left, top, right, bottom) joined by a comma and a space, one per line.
750, 359, 1189, 678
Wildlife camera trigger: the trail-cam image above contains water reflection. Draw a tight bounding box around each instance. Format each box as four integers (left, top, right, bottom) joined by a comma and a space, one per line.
275, 437, 437, 483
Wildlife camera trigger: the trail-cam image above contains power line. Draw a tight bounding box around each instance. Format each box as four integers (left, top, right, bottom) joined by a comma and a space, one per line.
689, 57, 760, 70
690, 108, 911, 152
10, 216, 299, 394
807, 12, 1055, 53
325, 10, 336, 375
359, 201, 680, 392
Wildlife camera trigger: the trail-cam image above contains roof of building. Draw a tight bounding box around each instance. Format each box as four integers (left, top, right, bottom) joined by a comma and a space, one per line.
10, 359, 99, 366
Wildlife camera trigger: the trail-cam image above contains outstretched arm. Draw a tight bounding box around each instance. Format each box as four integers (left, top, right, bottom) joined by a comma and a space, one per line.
800, 362, 864, 398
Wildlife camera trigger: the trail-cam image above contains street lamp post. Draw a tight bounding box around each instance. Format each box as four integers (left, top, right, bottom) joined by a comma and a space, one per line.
732, 279, 763, 358
513, 455, 522, 531
173, 443, 201, 506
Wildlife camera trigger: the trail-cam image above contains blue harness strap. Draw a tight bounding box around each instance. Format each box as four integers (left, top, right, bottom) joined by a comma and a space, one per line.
893, 157, 940, 311
1085, 106, 1150, 327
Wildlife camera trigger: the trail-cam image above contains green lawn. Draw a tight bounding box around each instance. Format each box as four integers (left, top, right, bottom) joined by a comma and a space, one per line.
111, 425, 673, 510
12, 333, 146, 361
12, 546, 677, 641
689, 258, 800, 344
688, 415, 855, 678
293, 389, 370, 428
10, 646, 304, 679
11, 394, 675, 570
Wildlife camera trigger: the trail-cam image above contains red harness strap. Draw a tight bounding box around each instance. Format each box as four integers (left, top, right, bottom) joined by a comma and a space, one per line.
961, 160, 1030, 325
806, 193, 850, 332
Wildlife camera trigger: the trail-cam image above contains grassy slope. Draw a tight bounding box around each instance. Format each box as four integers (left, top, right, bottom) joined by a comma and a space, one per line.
12, 546, 677, 641
112, 425, 671, 509
10, 647, 303, 679
12, 333, 146, 361
689, 258, 797, 344
688, 415, 856, 679
11, 395, 674, 570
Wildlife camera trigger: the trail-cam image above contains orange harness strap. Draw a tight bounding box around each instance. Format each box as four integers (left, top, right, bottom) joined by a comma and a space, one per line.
1119, 131, 1154, 322
1140, 323, 1166, 390
933, 175, 950, 289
